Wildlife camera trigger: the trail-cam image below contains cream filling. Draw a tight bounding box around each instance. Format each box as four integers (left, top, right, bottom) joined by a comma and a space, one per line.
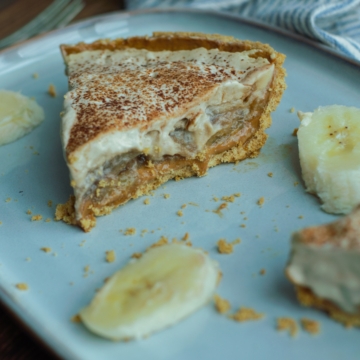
287, 238, 360, 313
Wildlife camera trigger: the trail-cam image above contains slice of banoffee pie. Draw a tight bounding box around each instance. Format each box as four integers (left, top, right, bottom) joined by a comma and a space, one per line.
56, 32, 286, 231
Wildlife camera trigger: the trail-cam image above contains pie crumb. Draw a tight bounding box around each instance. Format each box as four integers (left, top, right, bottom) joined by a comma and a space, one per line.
31, 215, 42, 221
230, 307, 264, 322
149, 236, 168, 250
213, 203, 228, 217
292, 128, 298, 136
164, 194, 170, 199
124, 228, 136, 236
48, 84, 57, 97
182, 232, 190, 241
5, 198, 11, 203
214, 294, 231, 314
83, 265, 90, 277
267, 172, 273, 177
26, 209, 32, 215
257, 197, 265, 206
290, 107, 295, 113
217, 239, 233, 254
222, 195, 235, 203
71, 314, 81, 323
105, 250, 116, 263
260, 268, 266, 275
277, 317, 298, 337
41, 247, 51, 253
32, 73, 39, 79
45, 218, 51, 223
131, 252, 142, 259
144, 198, 150, 205
47, 200, 53, 207
177, 210, 183, 217
16, 283, 28, 291
301, 318, 320, 335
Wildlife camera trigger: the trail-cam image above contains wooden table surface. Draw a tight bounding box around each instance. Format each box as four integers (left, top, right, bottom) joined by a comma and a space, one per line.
0, 2, 125, 358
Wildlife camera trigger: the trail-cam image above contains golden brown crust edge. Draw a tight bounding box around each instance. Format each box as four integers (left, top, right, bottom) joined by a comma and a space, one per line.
286, 268, 360, 328
294, 285, 360, 328
60, 31, 282, 61
57, 32, 286, 231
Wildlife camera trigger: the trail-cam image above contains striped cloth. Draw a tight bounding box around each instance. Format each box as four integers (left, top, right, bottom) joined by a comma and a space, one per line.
125, 0, 360, 62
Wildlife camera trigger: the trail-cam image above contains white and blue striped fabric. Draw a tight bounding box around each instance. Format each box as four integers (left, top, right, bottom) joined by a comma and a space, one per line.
125, 0, 360, 63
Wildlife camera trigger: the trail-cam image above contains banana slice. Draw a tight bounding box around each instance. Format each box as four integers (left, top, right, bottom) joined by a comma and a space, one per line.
80, 244, 220, 340
0, 90, 44, 147
297, 105, 360, 214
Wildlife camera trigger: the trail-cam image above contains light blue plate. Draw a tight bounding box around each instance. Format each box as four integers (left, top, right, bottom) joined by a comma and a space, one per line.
0, 9, 359, 360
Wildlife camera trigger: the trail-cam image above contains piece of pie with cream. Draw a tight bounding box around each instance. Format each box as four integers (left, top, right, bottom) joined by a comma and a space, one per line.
56, 32, 286, 231
286, 206, 360, 327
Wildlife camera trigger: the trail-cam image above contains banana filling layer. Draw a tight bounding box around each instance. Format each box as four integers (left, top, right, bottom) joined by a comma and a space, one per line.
79, 92, 268, 221
59, 34, 286, 231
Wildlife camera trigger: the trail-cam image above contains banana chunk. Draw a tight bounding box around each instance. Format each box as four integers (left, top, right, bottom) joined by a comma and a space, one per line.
0, 90, 44, 147
80, 244, 220, 340
298, 105, 360, 214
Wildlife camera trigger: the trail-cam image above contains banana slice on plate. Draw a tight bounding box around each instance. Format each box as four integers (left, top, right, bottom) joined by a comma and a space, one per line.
297, 105, 360, 214
0, 90, 44, 147
80, 244, 220, 340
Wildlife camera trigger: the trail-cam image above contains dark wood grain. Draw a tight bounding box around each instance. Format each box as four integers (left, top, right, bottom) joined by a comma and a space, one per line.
0, 2, 125, 358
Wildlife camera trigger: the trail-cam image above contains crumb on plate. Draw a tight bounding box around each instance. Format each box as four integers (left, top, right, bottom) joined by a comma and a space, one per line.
124, 228, 136, 236
257, 197, 265, 206
148, 236, 168, 250
301, 318, 320, 335
71, 314, 81, 323
214, 294, 231, 314
222, 195, 235, 203
16, 283, 28, 291
277, 317, 298, 337
182, 232, 190, 241
31, 215, 42, 221
230, 307, 264, 322
48, 84, 57, 97
217, 239, 233, 254
105, 250, 116, 263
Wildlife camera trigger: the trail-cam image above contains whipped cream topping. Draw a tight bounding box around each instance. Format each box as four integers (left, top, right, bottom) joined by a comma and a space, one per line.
61, 47, 274, 205
287, 236, 360, 313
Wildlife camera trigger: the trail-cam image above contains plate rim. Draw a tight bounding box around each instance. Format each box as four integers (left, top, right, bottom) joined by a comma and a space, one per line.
0, 7, 359, 360
1, 7, 360, 69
